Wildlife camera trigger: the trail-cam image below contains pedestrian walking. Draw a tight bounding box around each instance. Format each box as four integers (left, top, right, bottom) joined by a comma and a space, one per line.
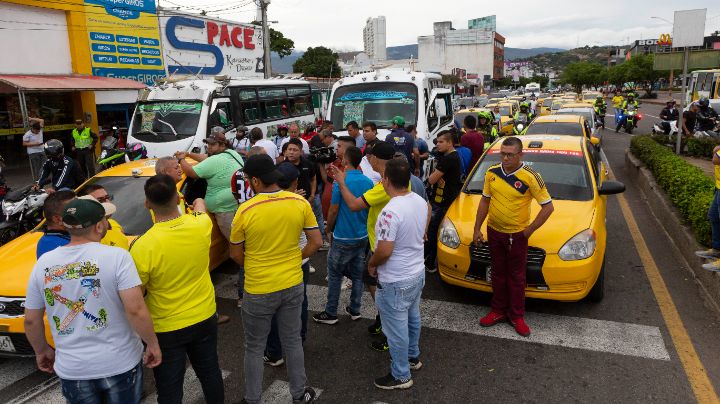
472, 137, 554, 337
72, 119, 99, 178
24, 198, 162, 404
368, 158, 429, 390
313, 146, 373, 324
425, 131, 463, 272
229, 154, 321, 404
130, 174, 224, 403
22, 117, 46, 180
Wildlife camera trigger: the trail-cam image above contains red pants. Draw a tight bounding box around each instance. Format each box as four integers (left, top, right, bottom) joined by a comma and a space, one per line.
487, 227, 528, 319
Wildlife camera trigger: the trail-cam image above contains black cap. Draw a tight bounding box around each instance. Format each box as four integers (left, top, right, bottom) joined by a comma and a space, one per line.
368, 141, 395, 160
244, 154, 282, 184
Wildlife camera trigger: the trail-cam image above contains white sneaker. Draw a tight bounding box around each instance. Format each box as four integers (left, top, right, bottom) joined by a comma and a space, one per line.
702, 260, 720, 272
695, 249, 720, 260
309, 265, 316, 274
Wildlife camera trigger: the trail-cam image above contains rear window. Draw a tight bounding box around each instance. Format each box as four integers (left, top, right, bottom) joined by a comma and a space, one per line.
525, 122, 583, 136
464, 150, 593, 201
543, 99, 554, 107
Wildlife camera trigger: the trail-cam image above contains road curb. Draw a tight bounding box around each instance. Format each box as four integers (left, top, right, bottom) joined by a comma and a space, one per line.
624, 150, 720, 312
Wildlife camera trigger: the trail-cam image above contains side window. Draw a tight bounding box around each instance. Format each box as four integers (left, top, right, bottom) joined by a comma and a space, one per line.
583, 120, 591, 138
287, 86, 312, 116
586, 141, 600, 180
230, 88, 260, 124
427, 97, 439, 132
208, 101, 233, 135
258, 87, 289, 121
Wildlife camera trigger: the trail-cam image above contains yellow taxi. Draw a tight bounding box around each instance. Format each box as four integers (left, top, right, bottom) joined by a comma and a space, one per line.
496, 101, 518, 135
581, 91, 601, 105
0, 159, 228, 357
525, 114, 599, 147
538, 96, 555, 116
453, 108, 498, 132
436, 135, 625, 301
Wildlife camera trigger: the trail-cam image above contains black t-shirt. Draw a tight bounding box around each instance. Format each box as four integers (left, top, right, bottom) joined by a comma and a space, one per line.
309, 134, 324, 149
432, 150, 462, 208
683, 110, 697, 134
363, 138, 379, 156
293, 157, 316, 199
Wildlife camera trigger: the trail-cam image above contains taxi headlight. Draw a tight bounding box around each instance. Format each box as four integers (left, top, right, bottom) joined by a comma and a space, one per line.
558, 229, 596, 261
439, 217, 460, 249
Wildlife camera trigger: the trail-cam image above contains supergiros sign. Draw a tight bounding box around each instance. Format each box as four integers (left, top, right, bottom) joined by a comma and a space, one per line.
159, 12, 264, 77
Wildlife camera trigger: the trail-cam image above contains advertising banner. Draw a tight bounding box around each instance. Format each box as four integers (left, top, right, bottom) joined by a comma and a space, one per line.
159, 11, 264, 78
84, 0, 166, 85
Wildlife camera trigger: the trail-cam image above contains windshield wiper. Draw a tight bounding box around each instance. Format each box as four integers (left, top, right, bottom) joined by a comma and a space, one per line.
156, 119, 179, 137
135, 129, 160, 137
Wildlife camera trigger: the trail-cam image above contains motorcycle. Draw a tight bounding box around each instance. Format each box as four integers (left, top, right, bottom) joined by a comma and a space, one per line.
512, 114, 531, 136
594, 106, 606, 128
0, 185, 48, 245
693, 119, 720, 139
618, 105, 641, 134
652, 120, 678, 136
97, 133, 130, 170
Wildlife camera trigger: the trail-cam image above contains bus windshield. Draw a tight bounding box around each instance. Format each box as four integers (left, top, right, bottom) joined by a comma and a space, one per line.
330, 83, 418, 129
131, 101, 203, 143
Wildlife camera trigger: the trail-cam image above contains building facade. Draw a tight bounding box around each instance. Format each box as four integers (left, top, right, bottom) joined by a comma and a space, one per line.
363, 16, 387, 62
418, 21, 505, 85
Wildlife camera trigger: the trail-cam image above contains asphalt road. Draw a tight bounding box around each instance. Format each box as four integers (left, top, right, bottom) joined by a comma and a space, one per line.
2, 101, 719, 403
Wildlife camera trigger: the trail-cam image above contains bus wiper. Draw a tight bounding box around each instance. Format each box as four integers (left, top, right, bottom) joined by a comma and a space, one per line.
156, 119, 179, 137
135, 129, 160, 137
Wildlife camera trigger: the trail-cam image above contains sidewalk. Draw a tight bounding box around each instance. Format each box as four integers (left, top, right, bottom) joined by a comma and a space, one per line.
681, 155, 714, 178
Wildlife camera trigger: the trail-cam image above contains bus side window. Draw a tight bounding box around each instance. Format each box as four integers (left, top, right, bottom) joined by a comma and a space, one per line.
208, 102, 232, 134
287, 86, 312, 116
230, 88, 260, 125
259, 87, 289, 121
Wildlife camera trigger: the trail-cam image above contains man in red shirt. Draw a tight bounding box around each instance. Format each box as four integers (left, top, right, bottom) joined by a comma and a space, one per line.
460, 115, 485, 170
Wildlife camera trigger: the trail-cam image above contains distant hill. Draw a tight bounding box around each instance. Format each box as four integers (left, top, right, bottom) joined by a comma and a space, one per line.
504, 47, 566, 60
271, 51, 303, 74
514, 45, 617, 71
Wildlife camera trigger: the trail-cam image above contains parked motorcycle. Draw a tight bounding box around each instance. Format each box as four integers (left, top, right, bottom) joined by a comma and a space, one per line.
652, 120, 678, 136
97, 133, 130, 170
693, 119, 720, 139
0, 185, 47, 245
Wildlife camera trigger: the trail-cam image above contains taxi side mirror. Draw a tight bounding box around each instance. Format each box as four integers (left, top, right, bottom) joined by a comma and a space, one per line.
598, 180, 625, 195
590, 136, 600, 145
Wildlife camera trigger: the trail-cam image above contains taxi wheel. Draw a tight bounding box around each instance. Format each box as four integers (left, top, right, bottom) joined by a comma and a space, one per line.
586, 258, 605, 302
0, 227, 17, 246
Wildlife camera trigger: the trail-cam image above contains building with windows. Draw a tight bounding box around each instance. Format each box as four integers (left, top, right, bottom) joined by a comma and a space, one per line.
363, 16, 387, 62
418, 20, 505, 85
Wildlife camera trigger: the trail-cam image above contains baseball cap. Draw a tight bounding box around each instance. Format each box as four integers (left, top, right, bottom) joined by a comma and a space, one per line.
244, 154, 282, 184
62, 198, 107, 229
367, 141, 395, 160
78, 195, 116, 217
276, 161, 300, 189
390, 116, 405, 126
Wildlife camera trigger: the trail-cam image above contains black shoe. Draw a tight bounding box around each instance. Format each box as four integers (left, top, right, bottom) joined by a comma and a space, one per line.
368, 314, 382, 335
409, 357, 423, 371
374, 373, 413, 390
292, 387, 317, 403
370, 339, 389, 352
345, 306, 361, 321
312, 311, 339, 325
263, 355, 284, 367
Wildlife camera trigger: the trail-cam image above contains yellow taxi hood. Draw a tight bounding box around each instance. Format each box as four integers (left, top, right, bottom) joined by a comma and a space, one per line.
446, 193, 596, 254
0, 231, 42, 297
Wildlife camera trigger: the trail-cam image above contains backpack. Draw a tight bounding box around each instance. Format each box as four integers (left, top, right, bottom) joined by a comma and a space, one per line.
455, 146, 472, 178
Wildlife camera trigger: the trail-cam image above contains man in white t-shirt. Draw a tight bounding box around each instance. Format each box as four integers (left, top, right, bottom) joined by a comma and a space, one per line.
280, 123, 310, 155
24, 198, 162, 403
249, 127, 280, 162
367, 158, 429, 391
22, 118, 46, 180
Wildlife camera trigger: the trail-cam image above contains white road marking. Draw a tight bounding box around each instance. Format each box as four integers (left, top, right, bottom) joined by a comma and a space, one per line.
141, 368, 230, 403
644, 113, 660, 119
261, 380, 322, 404
215, 274, 670, 361
0, 358, 38, 391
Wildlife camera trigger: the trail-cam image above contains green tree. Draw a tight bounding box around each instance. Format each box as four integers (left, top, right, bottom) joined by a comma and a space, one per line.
624, 54, 665, 96
607, 63, 629, 88
494, 76, 512, 88
292, 46, 341, 77
560, 61, 606, 92
251, 22, 295, 58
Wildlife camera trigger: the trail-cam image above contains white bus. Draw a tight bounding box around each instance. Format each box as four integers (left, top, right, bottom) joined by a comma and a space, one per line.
525, 82, 541, 94
127, 76, 316, 158
327, 69, 453, 145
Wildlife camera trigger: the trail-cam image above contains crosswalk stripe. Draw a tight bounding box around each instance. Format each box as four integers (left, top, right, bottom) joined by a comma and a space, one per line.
261, 380, 322, 404
141, 368, 230, 403
0, 359, 38, 391
214, 273, 670, 361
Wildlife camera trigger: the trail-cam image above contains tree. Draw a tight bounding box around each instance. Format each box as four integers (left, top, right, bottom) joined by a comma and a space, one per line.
292, 46, 341, 78
251, 22, 295, 58
607, 63, 629, 89
624, 54, 665, 96
560, 61, 606, 92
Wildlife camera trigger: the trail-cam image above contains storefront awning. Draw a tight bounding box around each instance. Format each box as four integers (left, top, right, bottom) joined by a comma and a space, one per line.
0, 74, 147, 92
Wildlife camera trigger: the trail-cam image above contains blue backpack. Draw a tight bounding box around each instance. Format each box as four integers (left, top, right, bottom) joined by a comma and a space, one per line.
456, 146, 472, 178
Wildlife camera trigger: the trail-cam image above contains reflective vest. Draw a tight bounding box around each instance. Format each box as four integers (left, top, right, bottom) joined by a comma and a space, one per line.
72, 127, 93, 149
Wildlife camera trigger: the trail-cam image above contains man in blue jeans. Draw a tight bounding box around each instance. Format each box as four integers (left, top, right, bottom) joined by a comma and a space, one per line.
697, 145, 720, 271
313, 146, 373, 324
367, 159, 430, 390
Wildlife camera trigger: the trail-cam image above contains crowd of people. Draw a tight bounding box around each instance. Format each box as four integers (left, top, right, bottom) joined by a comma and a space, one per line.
24, 112, 555, 403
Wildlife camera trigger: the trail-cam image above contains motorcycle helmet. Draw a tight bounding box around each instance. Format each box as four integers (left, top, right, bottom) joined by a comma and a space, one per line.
698, 97, 710, 108
44, 139, 64, 158
596, 96, 604, 101
126, 143, 147, 161
478, 111, 493, 123
520, 102, 530, 111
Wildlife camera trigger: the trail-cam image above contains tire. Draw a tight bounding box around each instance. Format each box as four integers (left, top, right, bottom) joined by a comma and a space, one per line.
586, 258, 605, 302
625, 125, 632, 134
0, 227, 18, 246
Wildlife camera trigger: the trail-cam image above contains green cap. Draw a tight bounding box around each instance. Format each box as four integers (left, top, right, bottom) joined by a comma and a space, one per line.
390, 116, 405, 126
62, 198, 106, 229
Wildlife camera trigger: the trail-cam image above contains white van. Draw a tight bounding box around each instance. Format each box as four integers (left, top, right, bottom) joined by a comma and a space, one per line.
127, 76, 316, 158
327, 69, 453, 146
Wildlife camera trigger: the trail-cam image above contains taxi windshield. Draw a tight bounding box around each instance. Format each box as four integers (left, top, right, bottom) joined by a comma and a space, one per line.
79, 176, 153, 236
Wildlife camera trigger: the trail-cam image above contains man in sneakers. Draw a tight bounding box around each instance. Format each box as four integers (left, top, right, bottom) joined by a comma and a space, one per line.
368, 158, 429, 390
314, 146, 373, 325
472, 137, 553, 337
698, 145, 720, 271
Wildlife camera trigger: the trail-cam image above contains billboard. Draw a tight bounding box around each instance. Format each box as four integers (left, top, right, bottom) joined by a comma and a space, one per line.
159, 11, 264, 77
84, 0, 166, 85
468, 15, 496, 31
673, 9, 706, 48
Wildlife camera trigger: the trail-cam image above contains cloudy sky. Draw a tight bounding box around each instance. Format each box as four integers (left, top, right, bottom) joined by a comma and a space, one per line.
161, 0, 720, 50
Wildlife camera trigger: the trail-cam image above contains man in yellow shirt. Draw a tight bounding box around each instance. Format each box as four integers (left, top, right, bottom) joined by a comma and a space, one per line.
472, 137, 554, 337
79, 185, 128, 250
129, 174, 224, 403
229, 154, 321, 404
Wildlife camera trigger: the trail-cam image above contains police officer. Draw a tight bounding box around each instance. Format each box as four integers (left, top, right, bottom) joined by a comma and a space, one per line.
71, 119, 98, 178
512, 102, 534, 135
616, 93, 639, 133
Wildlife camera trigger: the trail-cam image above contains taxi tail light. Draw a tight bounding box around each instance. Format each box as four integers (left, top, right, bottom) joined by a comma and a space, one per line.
439, 217, 461, 249
558, 229, 596, 261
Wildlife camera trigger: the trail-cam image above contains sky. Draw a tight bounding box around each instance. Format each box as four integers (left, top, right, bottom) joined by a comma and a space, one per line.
159, 0, 720, 50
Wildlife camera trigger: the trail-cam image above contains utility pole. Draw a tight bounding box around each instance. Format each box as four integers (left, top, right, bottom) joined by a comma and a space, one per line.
260, 0, 272, 79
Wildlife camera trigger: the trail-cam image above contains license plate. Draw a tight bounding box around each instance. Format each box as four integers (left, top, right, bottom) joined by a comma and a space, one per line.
0, 336, 16, 353
486, 266, 492, 284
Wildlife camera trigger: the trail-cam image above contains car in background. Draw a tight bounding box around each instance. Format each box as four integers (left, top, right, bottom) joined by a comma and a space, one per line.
581, 91, 602, 104
453, 108, 498, 132
525, 114, 599, 147
496, 101, 519, 135
436, 135, 625, 302
0, 159, 228, 357
554, 103, 600, 140
538, 97, 555, 116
